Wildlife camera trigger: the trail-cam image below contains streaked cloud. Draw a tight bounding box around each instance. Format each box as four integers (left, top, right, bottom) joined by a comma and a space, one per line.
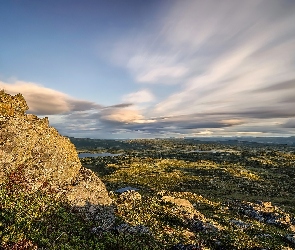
2, 0, 295, 138
101, 0, 295, 137
122, 89, 155, 103
122, 51, 189, 84
108, 103, 133, 108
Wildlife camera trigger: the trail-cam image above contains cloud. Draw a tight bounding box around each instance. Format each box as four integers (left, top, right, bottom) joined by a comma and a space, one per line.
194, 130, 213, 135
100, 108, 144, 124
124, 52, 189, 84
122, 89, 155, 103
0, 79, 254, 138
282, 119, 295, 128
108, 103, 133, 108
4, 1, 295, 138
255, 79, 295, 93
46, 0, 295, 137
256, 79, 295, 104
67, 99, 101, 112
136, 66, 188, 83
109, 0, 295, 126
147, 1, 295, 126
0, 81, 101, 115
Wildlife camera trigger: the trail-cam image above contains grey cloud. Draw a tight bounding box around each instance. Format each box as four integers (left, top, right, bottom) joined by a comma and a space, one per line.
64, 106, 143, 126
203, 108, 295, 120
280, 95, 295, 104
25, 92, 69, 115
53, 108, 293, 138
96, 113, 245, 135
255, 79, 295, 93
54, 102, 294, 138
68, 99, 102, 112
282, 119, 295, 128
64, 111, 98, 120
0, 81, 103, 115
107, 103, 133, 108
231, 108, 295, 119
155, 116, 244, 130
9, 0, 294, 138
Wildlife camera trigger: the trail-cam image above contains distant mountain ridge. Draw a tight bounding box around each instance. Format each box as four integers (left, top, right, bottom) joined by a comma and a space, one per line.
186, 136, 295, 145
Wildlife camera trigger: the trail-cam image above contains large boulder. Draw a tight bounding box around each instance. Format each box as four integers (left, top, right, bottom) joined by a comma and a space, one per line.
0, 90, 112, 213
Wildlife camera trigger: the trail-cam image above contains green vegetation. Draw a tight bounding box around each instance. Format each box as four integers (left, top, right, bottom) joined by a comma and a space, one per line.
0, 165, 159, 249
79, 138, 295, 249
1, 137, 295, 249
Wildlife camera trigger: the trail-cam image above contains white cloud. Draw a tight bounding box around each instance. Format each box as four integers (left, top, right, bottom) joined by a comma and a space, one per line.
100, 108, 143, 123
5, 1, 294, 138
193, 130, 213, 135
100, 107, 155, 124
137, 66, 187, 83
122, 89, 155, 103
150, 1, 295, 120
103, 0, 295, 137
125, 53, 188, 83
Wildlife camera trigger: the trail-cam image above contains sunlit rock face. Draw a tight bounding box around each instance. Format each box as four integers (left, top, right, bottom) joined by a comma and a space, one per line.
0, 90, 112, 210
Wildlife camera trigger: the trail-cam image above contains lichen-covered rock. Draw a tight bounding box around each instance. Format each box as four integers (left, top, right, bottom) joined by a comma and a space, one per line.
66, 167, 112, 206
0, 91, 81, 187
161, 195, 222, 233
161, 196, 204, 220
0, 90, 28, 119
118, 190, 142, 203
234, 200, 294, 228
0, 91, 112, 216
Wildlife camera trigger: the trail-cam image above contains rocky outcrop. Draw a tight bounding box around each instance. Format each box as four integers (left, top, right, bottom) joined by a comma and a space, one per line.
232, 200, 294, 228
161, 195, 222, 233
0, 90, 112, 223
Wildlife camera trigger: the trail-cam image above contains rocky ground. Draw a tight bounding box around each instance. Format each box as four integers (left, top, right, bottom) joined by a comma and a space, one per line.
80, 140, 295, 249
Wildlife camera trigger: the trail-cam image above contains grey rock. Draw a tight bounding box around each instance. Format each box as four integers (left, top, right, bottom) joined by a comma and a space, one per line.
192, 220, 219, 233
114, 223, 150, 234
115, 186, 139, 193
286, 234, 295, 244
170, 243, 201, 250
229, 219, 251, 229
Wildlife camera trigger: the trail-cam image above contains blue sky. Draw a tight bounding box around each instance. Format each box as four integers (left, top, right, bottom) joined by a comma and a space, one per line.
1, 0, 295, 138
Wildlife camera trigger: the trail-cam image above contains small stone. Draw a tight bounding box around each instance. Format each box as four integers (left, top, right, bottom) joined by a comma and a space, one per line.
192, 220, 219, 233
170, 243, 201, 250
286, 234, 295, 244
89, 205, 96, 214
229, 219, 251, 229
115, 186, 139, 193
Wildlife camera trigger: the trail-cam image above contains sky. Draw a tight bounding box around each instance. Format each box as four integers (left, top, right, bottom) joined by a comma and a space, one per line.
1, 0, 295, 139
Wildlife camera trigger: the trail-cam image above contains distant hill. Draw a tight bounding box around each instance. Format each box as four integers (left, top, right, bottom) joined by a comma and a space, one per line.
186, 136, 295, 145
